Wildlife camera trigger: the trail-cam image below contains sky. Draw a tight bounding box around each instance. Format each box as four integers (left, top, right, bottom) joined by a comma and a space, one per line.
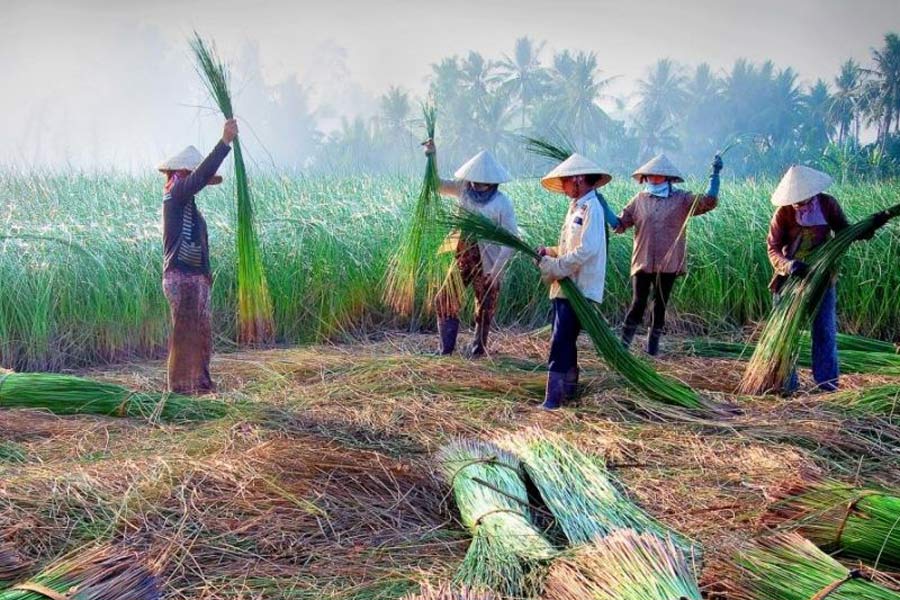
2, 0, 899, 169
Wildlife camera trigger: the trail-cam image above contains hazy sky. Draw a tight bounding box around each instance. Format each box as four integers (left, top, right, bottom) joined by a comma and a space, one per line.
2, 0, 899, 169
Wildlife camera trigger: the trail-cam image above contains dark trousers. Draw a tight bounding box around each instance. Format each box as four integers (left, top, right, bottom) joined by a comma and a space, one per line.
624, 271, 678, 331
784, 285, 839, 392
548, 299, 581, 374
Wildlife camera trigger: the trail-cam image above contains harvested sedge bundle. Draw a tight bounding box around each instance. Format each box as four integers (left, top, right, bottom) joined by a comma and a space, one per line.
402, 584, 498, 600
383, 104, 459, 322
730, 533, 900, 600
828, 384, 900, 418
443, 209, 702, 409
543, 530, 701, 600
767, 480, 900, 568
740, 203, 900, 395
436, 439, 555, 597
0, 544, 28, 589
499, 429, 698, 559
0, 372, 231, 422
190, 33, 274, 345
0, 546, 159, 600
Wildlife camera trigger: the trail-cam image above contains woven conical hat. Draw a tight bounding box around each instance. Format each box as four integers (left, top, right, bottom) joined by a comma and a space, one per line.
771, 165, 833, 206
454, 150, 512, 184
157, 146, 205, 172
541, 153, 612, 193
631, 153, 684, 182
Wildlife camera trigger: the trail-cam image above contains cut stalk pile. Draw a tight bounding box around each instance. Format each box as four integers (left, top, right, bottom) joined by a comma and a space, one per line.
499, 429, 698, 559
740, 203, 900, 395
402, 584, 498, 600
436, 439, 555, 597
0, 372, 231, 422
190, 33, 274, 346
729, 533, 900, 600
543, 530, 702, 600
828, 384, 900, 417
0, 544, 28, 590
443, 209, 702, 409
0, 546, 158, 600
767, 480, 900, 568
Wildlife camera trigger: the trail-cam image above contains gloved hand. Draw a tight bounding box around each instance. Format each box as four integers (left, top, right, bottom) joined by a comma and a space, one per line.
705, 155, 723, 197
857, 211, 890, 240
789, 260, 808, 278
712, 154, 724, 174
538, 256, 564, 283
422, 138, 436, 156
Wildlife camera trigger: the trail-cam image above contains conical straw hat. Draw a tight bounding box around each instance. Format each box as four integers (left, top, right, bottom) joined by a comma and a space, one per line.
541, 153, 612, 193
631, 153, 684, 182
157, 146, 205, 172
454, 150, 512, 184
771, 165, 833, 207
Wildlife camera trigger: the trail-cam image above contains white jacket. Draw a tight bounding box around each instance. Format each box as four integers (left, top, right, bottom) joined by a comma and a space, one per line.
541, 191, 607, 303
439, 180, 519, 278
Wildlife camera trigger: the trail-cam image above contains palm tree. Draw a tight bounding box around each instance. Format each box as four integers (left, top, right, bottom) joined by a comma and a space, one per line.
802, 79, 834, 156
830, 59, 864, 145
867, 33, 900, 149
635, 59, 688, 158
493, 37, 550, 128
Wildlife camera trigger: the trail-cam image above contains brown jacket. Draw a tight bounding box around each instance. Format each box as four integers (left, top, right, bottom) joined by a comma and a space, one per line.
766, 193, 849, 292
617, 189, 718, 276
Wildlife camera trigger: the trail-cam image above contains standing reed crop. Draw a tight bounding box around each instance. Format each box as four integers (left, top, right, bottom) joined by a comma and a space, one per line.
190, 33, 274, 345
740, 203, 900, 395
542, 530, 701, 600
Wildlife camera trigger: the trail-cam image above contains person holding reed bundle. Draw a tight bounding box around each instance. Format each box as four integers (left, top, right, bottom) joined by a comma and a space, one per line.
536, 154, 612, 410
616, 153, 724, 356
765, 165, 885, 393
157, 118, 237, 394
423, 140, 520, 357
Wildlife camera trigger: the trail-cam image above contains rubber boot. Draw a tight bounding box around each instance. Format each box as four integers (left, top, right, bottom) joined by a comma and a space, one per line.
564, 366, 580, 400
470, 319, 490, 358
647, 329, 663, 356
621, 324, 638, 349
542, 371, 567, 410
437, 317, 459, 356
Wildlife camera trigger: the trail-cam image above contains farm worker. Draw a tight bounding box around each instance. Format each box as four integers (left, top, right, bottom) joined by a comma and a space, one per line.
615, 153, 723, 356
536, 154, 612, 410
424, 141, 520, 357
157, 118, 237, 394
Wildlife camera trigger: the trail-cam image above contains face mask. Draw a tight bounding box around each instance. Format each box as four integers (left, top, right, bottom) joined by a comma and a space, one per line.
644, 181, 670, 197
463, 183, 498, 205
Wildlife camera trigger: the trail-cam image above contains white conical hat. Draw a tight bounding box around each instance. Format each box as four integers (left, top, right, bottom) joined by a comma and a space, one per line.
631, 153, 684, 182
454, 150, 512, 184
771, 165, 833, 207
541, 153, 612, 193
157, 145, 205, 172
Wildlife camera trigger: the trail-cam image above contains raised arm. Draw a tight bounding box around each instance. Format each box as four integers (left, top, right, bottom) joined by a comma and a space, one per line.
423, 138, 461, 197
168, 120, 236, 203
688, 154, 723, 217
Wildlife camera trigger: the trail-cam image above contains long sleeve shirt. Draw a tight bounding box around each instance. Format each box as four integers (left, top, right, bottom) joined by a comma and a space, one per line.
162, 142, 231, 276
545, 190, 607, 303
616, 188, 717, 276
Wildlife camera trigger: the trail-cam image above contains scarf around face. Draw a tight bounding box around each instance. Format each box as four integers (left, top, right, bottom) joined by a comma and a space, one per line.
644, 181, 671, 198
794, 196, 828, 227
462, 183, 499, 205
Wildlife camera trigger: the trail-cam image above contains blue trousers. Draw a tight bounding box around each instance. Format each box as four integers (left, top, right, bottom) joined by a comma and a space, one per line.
549, 299, 581, 374
784, 285, 839, 392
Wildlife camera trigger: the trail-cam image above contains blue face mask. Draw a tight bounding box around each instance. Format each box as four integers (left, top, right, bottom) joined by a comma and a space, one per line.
644, 181, 671, 197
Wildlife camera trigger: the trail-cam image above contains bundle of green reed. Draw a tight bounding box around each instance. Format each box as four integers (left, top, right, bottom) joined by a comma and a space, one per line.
0, 544, 29, 590
767, 479, 900, 568
436, 439, 556, 597
442, 209, 702, 409
740, 203, 900, 395
0, 546, 158, 600
383, 104, 460, 322
402, 584, 498, 600
499, 429, 698, 559
730, 533, 900, 600
191, 33, 274, 346
0, 372, 231, 422
543, 530, 701, 600
828, 384, 900, 418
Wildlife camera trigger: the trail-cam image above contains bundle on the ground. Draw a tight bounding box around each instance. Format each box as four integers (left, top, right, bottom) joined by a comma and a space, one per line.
766, 480, 900, 568
436, 439, 555, 597
444, 208, 702, 409
828, 384, 900, 417
0, 372, 231, 422
740, 203, 900, 395
499, 429, 698, 559
0, 544, 28, 589
384, 104, 458, 321
190, 33, 274, 345
542, 530, 701, 600
0, 546, 159, 600
729, 532, 900, 600
402, 583, 498, 600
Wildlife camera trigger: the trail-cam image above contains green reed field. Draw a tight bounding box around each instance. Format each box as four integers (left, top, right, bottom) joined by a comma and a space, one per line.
1, 170, 898, 371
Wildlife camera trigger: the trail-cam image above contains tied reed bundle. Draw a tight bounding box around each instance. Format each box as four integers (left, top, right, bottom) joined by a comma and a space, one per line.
543, 530, 701, 600
436, 439, 555, 597
767, 480, 900, 569
730, 533, 900, 600
442, 209, 702, 409
0, 372, 231, 423
402, 584, 498, 600
190, 33, 275, 346
500, 429, 698, 558
740, 203, 900, 395
0, 546, 159, 600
